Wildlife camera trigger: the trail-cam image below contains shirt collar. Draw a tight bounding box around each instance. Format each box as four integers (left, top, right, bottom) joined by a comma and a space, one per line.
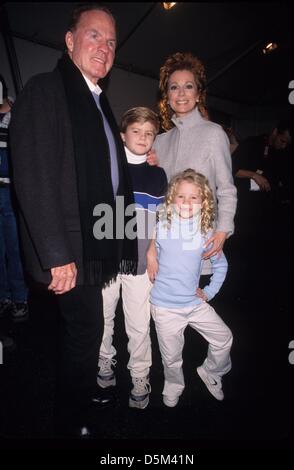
171, 106, 203, 130
173, 212, 201, 226
125, 146, 147, 164
82, 74, 102, 96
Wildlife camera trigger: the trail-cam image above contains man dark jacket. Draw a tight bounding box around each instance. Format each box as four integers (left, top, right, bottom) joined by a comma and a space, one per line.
10, 66, 136, 286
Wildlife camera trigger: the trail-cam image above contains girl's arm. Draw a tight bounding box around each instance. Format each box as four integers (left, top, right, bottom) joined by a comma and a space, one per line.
146, 238, 158, 283
202, 252, 228, 301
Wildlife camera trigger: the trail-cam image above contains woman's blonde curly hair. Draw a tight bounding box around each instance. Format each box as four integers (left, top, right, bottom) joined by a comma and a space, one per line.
158, 169, 215, 234
158, 52, 208, 131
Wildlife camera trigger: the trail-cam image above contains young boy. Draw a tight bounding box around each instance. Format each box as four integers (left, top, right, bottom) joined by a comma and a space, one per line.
97, 107, 167, 409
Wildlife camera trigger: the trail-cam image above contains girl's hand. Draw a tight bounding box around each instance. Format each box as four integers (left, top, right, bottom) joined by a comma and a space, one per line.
196, 287, 208, 301
147, 259, 158, 283
146, 240, 158, 282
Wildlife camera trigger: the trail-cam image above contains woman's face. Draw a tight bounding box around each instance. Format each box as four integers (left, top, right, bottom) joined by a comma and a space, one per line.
167, 70, 199, 118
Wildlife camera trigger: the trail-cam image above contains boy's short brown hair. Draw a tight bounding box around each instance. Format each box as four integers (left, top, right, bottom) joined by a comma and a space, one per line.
121, 107, 160, 134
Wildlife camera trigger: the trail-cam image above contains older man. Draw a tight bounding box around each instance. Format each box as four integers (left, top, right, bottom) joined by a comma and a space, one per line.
10, 4, 137, 437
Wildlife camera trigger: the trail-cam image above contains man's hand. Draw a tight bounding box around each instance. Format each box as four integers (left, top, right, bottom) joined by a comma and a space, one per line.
146, 239, 158, 282
202, 231, 227, 259
48, 262, 77, 295
196, 287, 208, 301
146, 149, 158, 166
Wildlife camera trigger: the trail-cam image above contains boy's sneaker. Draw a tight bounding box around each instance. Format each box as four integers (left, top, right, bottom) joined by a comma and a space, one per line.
97, 357, 117, 388
0, 299, 13, 318
196, 366, 224, 401
11, 302, 29, 323
163, 395, 179, 408
129, 376, 151, 409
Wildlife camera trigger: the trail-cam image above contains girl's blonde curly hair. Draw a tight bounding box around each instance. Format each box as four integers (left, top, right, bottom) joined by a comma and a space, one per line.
158, 169, 215, 234
158, 52, 208, 131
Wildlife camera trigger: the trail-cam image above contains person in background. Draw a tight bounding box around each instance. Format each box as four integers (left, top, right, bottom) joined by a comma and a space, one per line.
233, 121, 292, 201
231, 120, 292, 298
0, 74, 28, 323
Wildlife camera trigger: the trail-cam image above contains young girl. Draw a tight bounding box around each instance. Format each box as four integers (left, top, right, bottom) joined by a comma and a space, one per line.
150, 169, 233, 407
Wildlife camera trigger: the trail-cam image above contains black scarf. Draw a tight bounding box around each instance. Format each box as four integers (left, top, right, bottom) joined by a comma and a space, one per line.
57, 54, 137, 285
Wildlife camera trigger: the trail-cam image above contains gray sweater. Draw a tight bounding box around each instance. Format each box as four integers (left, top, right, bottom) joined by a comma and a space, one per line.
154, 107, 237, 236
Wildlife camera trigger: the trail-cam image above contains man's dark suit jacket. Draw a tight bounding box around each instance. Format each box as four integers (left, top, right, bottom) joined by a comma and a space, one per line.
10, 68, 122, 286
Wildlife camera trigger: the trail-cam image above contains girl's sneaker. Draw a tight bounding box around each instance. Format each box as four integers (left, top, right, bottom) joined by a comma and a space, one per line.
197, 366, 224, 401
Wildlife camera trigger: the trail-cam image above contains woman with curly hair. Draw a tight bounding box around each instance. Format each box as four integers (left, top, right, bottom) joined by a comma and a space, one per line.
148, 52, 237, 279
150, 169, 233, 407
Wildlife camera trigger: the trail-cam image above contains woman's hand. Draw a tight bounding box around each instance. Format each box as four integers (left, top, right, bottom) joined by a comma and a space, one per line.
146, 149, 158, 166
202, 231, 227, 259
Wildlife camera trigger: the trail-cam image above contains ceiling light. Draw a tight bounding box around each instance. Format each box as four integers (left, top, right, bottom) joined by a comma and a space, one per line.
162, 3, 177, 10
262, 42, 278, 54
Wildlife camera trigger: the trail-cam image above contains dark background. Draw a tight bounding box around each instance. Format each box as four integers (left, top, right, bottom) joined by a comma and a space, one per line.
1, 2, 294, 132
0, 1, 293, 453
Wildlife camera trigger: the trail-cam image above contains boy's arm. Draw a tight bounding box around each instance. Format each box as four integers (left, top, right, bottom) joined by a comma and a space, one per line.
202, 251, 228, 301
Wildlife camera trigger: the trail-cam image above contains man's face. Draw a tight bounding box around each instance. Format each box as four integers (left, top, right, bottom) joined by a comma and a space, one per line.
272, 130, 291, 150
65, 10, 116, 84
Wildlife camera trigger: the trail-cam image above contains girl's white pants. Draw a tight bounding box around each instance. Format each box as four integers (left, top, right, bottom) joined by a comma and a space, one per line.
151, 302, 233, 399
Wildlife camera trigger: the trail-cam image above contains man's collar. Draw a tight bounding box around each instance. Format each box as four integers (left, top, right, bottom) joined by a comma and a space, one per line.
82, 74, 102, 96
